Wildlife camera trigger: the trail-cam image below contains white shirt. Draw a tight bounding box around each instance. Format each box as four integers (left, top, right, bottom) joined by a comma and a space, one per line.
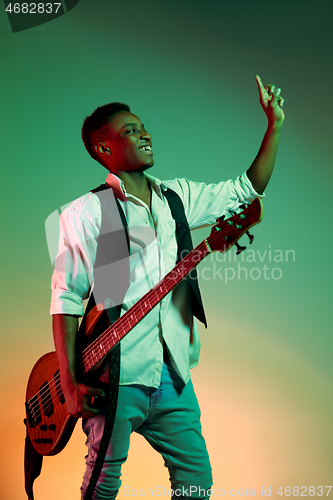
50, 171, 263, 387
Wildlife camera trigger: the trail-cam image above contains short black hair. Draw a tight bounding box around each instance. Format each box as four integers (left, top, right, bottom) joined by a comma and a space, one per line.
82, 102, 131, 164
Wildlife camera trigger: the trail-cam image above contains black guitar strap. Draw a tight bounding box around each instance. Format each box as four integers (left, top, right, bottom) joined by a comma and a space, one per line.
24, 420, 43, 500
23, 182, 207, 500
163, 187, 207, 327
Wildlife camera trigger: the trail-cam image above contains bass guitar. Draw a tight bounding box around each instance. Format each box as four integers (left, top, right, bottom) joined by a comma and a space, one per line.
25, 197, 263, 456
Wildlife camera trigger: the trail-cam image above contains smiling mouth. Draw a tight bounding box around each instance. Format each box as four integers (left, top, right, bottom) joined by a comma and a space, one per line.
139, 145, 153, 154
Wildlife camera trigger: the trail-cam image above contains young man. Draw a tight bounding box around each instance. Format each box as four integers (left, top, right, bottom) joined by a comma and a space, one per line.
51, 75, 285, 499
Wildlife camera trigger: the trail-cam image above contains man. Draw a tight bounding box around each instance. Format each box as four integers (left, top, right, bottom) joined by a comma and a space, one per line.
51, 75, 285, 499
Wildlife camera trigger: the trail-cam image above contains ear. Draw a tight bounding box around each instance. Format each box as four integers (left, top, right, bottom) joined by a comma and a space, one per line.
95, 141, 111, 157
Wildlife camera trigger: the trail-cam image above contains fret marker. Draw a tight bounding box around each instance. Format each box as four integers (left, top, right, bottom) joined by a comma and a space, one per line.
204, 239, 212, 252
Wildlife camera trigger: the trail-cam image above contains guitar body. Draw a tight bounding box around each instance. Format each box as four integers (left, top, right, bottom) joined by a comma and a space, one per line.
25, 305, 111, 456
25, 352, 77, 456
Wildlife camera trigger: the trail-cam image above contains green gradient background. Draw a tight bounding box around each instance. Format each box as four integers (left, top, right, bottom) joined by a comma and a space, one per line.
1, 1, 332, 498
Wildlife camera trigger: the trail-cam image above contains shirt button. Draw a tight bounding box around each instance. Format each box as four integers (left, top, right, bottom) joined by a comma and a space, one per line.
145, 220, 149, 224
156, 366, 159, 371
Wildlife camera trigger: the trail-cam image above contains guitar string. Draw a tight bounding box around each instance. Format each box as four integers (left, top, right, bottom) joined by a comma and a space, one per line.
27, 226, 238, 418
27, 223, 243, 417
27, 214, 256, 418
27, 242, 209, 418
28, 270, 183, 417
27, 275, 175, 414
30, 253, 193, 413
27, 373, 62, 422
28, 273, 199, 419
78, 239, 209, 371
28, 231, 228, 417
78, 210, 252, 369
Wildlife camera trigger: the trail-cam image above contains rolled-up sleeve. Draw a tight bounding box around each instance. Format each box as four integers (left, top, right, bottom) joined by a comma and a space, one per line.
50, 193, 101, 316
164, 171, 264, 229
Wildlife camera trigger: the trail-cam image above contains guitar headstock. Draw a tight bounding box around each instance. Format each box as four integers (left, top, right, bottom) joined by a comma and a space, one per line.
207, 198, 263, 253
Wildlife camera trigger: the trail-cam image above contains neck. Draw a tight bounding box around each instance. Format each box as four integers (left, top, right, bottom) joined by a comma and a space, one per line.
115, 170, 152, 208
117, 170, 148, 193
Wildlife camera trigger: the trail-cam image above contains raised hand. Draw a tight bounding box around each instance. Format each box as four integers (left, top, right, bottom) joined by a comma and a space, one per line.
256, 75, 285, 126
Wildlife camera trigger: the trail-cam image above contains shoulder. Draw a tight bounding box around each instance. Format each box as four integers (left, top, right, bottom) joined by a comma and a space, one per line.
60, 190, 101, 228
161, 177, 214, 209
161, 178, 191, 202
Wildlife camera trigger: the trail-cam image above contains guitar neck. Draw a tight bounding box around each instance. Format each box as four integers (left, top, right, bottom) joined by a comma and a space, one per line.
78, 239, 211, 375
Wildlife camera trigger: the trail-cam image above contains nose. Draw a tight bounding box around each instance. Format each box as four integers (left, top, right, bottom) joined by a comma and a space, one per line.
141, 129, 152, 141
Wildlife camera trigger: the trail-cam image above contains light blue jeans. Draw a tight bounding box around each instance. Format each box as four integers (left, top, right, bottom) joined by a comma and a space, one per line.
81, 359, 212, 499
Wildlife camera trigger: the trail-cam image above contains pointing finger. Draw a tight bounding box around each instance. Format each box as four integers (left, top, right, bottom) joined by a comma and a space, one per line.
255, 75, 266, 95
255, 74, 263, 87
256, 75, 267, 106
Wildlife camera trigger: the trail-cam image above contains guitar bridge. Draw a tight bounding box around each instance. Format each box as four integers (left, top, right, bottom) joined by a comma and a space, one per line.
25, 398, 41, 428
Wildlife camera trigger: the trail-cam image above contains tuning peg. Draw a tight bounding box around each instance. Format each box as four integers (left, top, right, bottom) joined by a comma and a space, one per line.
235, 242, 246, 255
216, 215, 225, 222
246, 231, 254, 244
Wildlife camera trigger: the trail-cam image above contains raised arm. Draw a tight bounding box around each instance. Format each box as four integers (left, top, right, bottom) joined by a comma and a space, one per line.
246, 75, 285, 194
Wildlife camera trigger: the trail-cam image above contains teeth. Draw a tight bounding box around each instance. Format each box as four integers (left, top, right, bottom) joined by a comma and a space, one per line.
140, 146, 151, 151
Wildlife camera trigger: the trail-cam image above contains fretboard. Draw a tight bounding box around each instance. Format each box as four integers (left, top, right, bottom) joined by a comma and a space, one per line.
78, 239, 211, 375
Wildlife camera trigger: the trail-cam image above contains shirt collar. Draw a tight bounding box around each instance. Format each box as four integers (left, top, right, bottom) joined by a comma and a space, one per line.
105, 172, 166, 200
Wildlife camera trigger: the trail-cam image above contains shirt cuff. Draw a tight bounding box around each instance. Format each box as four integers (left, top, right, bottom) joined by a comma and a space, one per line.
240, 171, 265, 199
50, 289, 83, 316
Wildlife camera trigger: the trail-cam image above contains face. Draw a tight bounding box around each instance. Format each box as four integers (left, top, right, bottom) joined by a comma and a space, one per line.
96, 111, 154, 174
